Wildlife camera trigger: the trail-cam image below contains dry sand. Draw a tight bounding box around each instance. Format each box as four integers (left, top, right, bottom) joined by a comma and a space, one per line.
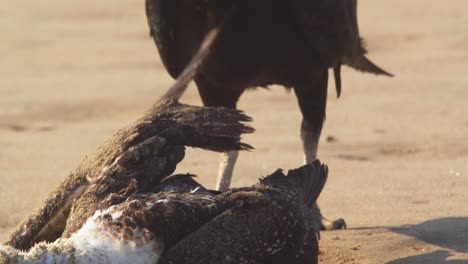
1, 0, 467, 263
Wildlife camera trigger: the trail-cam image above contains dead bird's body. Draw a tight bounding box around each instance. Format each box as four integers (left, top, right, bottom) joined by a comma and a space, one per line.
139, 161, 327, 264
1, 161, 328, 264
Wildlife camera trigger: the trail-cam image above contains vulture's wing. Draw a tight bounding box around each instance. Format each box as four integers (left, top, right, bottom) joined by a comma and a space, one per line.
288, 0, 393, 97
146, 0, 209, 78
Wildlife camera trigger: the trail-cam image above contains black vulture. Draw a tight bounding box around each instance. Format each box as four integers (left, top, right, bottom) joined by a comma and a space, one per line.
146, 0, 392, 229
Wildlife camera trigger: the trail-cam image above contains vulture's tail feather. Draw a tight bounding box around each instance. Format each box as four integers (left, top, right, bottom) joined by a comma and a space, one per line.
345, 55, 394, 77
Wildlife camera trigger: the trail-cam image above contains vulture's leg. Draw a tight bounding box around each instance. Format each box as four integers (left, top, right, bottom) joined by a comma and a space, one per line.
195, 75, 244, 191
216, 150, 239, 191
293, 68, 346, 230
293, 68, 328, 164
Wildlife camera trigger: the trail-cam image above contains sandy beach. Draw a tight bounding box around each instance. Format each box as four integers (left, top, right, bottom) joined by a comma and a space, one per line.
1, 0, 467, 262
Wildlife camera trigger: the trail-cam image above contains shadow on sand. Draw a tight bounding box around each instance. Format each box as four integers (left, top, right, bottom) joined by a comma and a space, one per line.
386, 250, 468, 264
389, 217, 468, 253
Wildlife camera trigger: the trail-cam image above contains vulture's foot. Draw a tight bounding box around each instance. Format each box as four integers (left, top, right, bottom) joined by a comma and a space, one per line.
320, 217, 347, 230
310, 202, 347, 230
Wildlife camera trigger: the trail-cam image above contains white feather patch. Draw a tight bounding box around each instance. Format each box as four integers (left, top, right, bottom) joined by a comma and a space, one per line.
1, 207, 163, 264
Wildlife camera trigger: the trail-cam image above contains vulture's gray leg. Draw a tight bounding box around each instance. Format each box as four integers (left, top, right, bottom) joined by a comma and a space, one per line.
302, 124, 346, 230
293, 69, 328, 165
301, 120, 321, 164
216, 150, 239, 191
294, 68, 346, 230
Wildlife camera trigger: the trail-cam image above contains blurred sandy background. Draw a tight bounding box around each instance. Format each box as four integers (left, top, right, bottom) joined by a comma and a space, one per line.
1, 0, 467, 263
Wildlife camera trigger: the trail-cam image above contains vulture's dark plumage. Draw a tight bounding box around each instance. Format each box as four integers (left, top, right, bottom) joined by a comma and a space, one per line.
146, 0, 391, 229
